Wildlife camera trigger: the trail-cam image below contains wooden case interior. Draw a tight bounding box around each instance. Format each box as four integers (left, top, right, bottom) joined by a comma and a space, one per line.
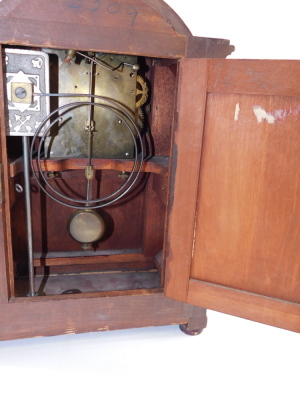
2, 46, 179, 299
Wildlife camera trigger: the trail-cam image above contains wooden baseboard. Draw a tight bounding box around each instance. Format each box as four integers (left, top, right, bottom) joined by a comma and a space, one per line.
0, 291, 206, 341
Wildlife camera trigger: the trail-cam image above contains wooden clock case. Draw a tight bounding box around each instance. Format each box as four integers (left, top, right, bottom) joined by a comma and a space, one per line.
0, 0, 299, 341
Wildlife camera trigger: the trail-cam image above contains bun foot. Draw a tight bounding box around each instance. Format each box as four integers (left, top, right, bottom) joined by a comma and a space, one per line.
179, 306, 207, 335
179, 323, 204, 336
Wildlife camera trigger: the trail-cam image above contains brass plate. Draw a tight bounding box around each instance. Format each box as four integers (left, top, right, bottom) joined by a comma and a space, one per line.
45, 51, 138, 159
11, 82, 33, 104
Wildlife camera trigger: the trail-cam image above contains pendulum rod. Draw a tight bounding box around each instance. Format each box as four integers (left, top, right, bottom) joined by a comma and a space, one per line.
86, 57, 95, 206
22, 136, 35, 296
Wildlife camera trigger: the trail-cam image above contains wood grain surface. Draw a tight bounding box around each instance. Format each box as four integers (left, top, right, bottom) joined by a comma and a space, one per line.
0, 44, 13, 301
164, 59, 209, 302
33, 252, 152, 267
191, 92, 300, 304
208, 59, 300, 97
0, 291, 206, 341
142, 174, 166, 256
149, 64, 178, 155
188, 280, 300, 333
187, 37, 234, 59
165, 59, 300, 331
0, 0, 187, 58
142, 0, 191, 35
10, 157, 169, 177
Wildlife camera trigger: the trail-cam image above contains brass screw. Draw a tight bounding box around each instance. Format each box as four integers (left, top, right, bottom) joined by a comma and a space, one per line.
47, 171, 60, 179
15, 184, 23, 193
118, 171, 130, 179
82, 243, 92, 251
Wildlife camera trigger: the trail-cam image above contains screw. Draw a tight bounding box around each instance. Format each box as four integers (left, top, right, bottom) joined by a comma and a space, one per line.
118, 171, 130, 180
15, 87, 27, 99
118, 120, 123, 124
15, 184, 23, 193
125, 152, 129, 157
82, 243, 92, 251
47, 171, 60, 179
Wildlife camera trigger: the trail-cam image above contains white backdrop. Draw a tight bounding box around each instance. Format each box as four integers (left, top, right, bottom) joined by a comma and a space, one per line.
0, 1, 299, 399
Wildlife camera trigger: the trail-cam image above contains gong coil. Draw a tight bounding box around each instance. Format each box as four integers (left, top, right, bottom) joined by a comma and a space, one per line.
30, 95, 144, 210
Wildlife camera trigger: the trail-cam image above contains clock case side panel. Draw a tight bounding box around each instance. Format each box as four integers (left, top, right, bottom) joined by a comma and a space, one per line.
0, 44, 14, 302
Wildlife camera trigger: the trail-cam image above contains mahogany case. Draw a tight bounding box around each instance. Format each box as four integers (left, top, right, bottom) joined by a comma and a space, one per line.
0, 0, 299, 341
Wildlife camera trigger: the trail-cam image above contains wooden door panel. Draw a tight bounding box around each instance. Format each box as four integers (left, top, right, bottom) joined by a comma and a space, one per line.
208, 59, 300, 97
187, 280, 300, 333
165, 59, 300, 332
191, 92, 300, 304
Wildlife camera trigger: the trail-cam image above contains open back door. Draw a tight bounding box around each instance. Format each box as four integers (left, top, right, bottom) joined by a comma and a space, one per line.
165, 59, 300, 332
